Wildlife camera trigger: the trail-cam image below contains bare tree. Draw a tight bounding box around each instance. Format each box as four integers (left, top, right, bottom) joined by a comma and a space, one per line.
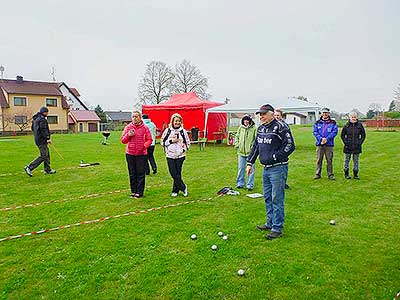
1, 111, 14, 131
394, 83, 400, 111
138, 61, 174, 104
13, 107, 33, 132
171, 60, 210, 99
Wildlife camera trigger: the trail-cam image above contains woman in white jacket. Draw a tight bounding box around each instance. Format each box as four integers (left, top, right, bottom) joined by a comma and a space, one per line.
161, 113, 191, 197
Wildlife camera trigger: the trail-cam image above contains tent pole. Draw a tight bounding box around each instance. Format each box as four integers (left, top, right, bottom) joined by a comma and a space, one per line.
204, 110, 209, 138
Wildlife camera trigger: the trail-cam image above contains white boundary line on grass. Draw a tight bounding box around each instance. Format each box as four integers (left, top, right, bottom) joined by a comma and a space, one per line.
0, 184, 165, 212
0, 166, 82, 177
0, 196, 219, 242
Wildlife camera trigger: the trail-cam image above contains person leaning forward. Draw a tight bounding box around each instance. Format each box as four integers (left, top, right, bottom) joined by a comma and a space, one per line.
312, 107, 338, 180
24, 107, 56, 177
246, 104, 295, 240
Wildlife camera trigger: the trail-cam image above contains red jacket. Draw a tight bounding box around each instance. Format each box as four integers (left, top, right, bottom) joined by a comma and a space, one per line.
121, 122, 153, 155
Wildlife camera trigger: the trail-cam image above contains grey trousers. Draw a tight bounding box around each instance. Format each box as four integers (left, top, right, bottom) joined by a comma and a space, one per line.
28, 144, 51, 172
315, 146, 334, 177
344, 153, 359, 172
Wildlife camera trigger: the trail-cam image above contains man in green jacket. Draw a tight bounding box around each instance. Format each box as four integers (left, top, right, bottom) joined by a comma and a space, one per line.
235, 114, 257, 190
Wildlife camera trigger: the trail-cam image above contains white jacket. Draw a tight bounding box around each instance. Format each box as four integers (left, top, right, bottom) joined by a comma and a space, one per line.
161, 126, 191, 159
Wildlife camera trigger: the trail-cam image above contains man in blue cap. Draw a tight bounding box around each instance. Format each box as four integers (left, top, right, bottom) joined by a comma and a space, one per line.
247, 104, 295, 240
313, 107, 338, 180
24, 107, 56, 176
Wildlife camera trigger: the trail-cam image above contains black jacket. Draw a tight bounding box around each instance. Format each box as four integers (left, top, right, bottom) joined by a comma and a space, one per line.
340, 121, 366, 154
247, 119, 295, 167
31, 113, 50, 146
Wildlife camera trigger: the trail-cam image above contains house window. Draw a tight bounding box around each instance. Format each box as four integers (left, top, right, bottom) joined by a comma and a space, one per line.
15, 115, 27, 124
47, 116, 58, 124
46, 98, 58, 107
14, 97, 27, 106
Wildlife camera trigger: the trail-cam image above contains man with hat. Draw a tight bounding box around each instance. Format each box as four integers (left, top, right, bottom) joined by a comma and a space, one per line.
312, 107, 338, 180
246, 104, 295, 240
24, 107, 56, 176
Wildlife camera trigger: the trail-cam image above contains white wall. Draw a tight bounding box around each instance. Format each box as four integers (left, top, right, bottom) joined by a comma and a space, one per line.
59, 85, 87, 111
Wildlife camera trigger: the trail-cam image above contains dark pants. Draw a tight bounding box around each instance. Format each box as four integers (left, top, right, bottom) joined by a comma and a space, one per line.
316, 146, 334, 177
145, 145, 157, 174
28, 144, 51, 172
126, 154, 146, 196
167, 157, 186, 193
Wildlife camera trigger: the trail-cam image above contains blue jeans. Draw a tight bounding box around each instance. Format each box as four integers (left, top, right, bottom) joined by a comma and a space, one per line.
262, 164, 288, 233
236, 155, 255, 189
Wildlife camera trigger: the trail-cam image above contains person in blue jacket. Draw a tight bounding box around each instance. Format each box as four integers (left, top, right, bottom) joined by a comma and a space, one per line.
247, 104, 295, 240
313, 107, 338, 180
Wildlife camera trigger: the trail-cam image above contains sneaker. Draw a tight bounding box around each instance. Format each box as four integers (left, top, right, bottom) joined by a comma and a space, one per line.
313, 175, 321, 180
328, 175, 335, 180
247, 187, 254, 191
285, 184, 290, 189
236, 186, 244, 189
153, 169, 157, 174
171, 192, 178, 197
130, 193, 137, 198
45, 169, 56, 175
266, 231, 282, 240
183, 185, 188, 197
24, 166, 33, 177
256, 224, 272, 231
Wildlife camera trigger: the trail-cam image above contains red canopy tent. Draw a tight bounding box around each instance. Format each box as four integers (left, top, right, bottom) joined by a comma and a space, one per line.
142, 92, 227, 140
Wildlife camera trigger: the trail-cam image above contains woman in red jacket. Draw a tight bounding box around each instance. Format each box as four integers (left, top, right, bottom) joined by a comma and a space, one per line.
121, 111, 153, 198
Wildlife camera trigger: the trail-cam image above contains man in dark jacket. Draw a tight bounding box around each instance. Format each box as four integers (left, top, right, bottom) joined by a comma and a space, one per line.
24, 107, 56, 176
247, 104, 295, 240
313, 107, 338, 180
340, 112, 366, 179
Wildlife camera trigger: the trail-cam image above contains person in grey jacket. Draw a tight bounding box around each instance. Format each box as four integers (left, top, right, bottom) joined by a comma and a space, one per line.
24, 107, 56, 177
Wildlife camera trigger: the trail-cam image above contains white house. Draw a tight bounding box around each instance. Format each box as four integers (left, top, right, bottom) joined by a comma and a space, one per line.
58, 82, 88, 111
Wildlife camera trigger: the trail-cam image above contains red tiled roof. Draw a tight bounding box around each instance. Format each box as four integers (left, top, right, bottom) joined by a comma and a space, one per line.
0, 87, 8, 108
68, 115, 75, 124
69, 110, 100, 122
0, 79, 63, 96
70, 88, 80, 98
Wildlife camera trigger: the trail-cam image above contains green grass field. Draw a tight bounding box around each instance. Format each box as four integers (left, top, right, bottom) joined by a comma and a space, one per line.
0, 127, 399, 300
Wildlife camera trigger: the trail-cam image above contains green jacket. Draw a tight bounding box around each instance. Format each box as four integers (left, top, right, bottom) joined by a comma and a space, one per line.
234, 124, 257, 156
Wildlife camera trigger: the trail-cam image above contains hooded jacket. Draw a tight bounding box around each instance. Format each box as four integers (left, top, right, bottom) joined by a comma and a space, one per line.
121, 121, 153, 155
247, 119, 295, 167
313, 116, 338, 147
143, 118, 156, 146
234, 116, 257, 156
31, 112, 50, 146
340, 120, 366, 154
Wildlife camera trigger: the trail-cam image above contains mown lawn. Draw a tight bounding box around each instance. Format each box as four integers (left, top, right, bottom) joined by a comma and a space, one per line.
0, 127, 399, 300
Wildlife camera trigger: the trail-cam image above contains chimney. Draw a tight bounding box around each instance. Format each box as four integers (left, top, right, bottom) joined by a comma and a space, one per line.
16, 75, 23, 83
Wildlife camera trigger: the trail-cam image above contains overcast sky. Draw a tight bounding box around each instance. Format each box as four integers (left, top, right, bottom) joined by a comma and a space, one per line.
1, 0, 399, 113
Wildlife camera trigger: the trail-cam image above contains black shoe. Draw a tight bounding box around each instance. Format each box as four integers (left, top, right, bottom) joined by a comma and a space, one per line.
247, 187, 254, 191
24, 166, 33, 177
236, 186, 244, 189
353, 171, 360, 180
45, 169, 56, 175
285, 184, 290, 189
313, 175, 321, 180
256, 224, 272, 231
153, 169, 157, 174
344, 169, 351, 179
266, 231, 282, 240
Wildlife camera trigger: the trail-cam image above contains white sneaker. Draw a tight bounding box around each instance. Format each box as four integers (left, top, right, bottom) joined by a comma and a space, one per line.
183, 185, 188, 197
171, 192, 178, 197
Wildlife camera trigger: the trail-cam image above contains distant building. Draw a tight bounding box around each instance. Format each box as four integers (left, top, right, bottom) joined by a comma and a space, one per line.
0, 76, 69, 133
105, 110, 132, 127
58, 82, 89, 111
68, 110, 100, 133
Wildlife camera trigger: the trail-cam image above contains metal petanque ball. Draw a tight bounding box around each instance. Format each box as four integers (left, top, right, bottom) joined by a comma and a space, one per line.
329, 220, 336, 225
222, 235, 228, 240
191, 234, 197, 240
218, 231, 224, 237
237, 269, 245, 276
211, 244, 218, 251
